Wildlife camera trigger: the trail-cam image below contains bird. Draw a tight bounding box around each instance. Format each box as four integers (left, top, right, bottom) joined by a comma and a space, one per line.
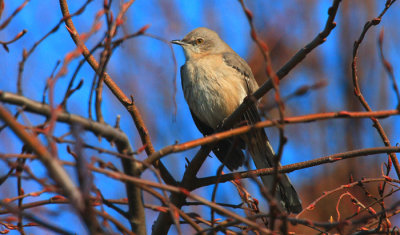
171, 27, 302, 213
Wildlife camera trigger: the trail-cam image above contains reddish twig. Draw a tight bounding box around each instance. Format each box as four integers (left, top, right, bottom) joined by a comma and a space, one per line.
350, 0, 400, 179
378, 29, 400, 108
3, 188, 48, 204
144, 109, 400, 165
0, 29, 27, 52
95, 210, 134, 235
0, 0, 29, 30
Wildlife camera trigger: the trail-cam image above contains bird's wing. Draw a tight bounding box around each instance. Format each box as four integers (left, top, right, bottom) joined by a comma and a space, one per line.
222, 52, 259, 94
181, 65, 245, 170
188, 108, 245, 170
223, 52, 302, 213
222, 53, 276, 168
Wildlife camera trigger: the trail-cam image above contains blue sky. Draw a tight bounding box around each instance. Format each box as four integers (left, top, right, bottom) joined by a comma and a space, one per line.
1, 0, 400, 234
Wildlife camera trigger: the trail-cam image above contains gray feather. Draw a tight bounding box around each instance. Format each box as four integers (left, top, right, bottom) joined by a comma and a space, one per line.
222, 52, 258, 94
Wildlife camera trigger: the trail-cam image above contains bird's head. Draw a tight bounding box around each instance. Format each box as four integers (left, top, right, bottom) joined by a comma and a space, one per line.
171, 27, 230, 60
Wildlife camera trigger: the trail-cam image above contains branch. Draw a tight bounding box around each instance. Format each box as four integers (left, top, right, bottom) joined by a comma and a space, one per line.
145, 109, 400, 165
0, 91, 132, 145
0, 0, 29, 30
350, 0, 400, 179
195, 146, 400, 188
0, 29, 27, 52
378, 29, 400, 108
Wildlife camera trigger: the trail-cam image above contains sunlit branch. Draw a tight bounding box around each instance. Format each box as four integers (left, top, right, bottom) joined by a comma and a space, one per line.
195, 146, 400, 188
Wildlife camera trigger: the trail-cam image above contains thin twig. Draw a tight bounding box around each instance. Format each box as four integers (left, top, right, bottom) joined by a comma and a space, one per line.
196, 146, 400, 188
350, 0, 400, 179
378, 29, 400, 108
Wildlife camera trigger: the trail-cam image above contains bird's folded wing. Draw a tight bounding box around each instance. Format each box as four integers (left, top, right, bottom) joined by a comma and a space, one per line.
188, 108, 245, 171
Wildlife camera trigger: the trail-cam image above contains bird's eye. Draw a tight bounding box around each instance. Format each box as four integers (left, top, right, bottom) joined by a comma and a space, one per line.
196, 38, 204, 44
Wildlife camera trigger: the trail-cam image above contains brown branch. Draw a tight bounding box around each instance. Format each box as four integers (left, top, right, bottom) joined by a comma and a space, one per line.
3, 188, 48, 204
288, 196, 400, 232
0, 197, 69, 215
296, 179, 395, 220
16, 158, 25, 235
94, 0, 139, 123
145, 109, 400, 166
0, 91, 134, 146
0, 194, 201, 233
350, 0, 400, 179
195, 146, 400, 188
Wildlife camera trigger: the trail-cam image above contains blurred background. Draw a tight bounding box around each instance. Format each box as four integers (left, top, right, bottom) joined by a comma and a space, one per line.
1, 0, 400, 234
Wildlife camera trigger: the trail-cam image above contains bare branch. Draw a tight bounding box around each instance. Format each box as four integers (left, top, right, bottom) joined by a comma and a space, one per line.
350, 0, 400, 179
196, 146, 400, 188
145, 109, 400, 166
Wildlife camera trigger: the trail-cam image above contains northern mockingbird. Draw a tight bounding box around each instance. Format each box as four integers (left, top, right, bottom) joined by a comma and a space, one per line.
171, 27, 302, 213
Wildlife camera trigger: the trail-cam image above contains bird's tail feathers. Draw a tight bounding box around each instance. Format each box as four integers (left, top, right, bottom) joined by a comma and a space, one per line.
248, 137, 302, 214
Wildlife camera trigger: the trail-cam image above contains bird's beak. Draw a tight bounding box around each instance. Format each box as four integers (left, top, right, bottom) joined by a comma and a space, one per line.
171, 40, 187, 46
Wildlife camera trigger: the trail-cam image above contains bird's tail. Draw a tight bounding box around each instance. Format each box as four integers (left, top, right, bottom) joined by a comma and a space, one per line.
247, 135, 302, 214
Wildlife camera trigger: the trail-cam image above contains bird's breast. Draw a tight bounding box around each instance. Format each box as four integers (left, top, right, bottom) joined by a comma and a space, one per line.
182, 56, 247, 129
